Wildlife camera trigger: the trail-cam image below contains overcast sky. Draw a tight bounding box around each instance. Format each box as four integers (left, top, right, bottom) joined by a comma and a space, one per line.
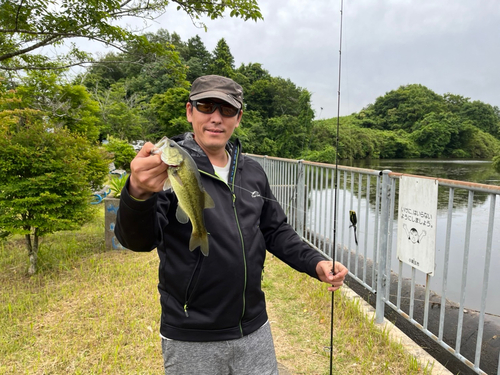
97, 0, 500, 119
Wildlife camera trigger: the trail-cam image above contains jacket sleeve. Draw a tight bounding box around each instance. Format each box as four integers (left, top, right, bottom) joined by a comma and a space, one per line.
259, 179, 328, 279
114, 178, 169, 252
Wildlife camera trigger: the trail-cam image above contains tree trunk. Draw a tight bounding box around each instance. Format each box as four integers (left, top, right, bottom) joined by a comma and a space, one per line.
26, 229, 39, 275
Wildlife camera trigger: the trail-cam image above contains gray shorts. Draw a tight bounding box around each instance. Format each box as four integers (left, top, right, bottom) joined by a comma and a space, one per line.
161, 322, 278, 375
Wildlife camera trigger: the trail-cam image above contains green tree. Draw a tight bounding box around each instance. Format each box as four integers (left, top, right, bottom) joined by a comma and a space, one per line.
245, 78, 274, 117
306, 119, 337, 155
0, 80, 39, 130
409, 111, 500, 158
297, 90, 315, 154
127, 30, 190, 96
459, 101, 500, 139
150, 87, 191, 138
266, 115, 300, 158
79, 29, 193, 140
235, 109, 264, 154
410, 112, 459, 158
244, 76, 305, 120
236, 63, 271, 85
208, 38, 235, 77
301, 145, 337, 164
270, 77, 303, 117
0, 117, 108, 275
169, 32, 189, 61
185, 57, 207, 83
358, 84, 445, 132
444, 93, 500, 139
233, 63, 270, 114
77, 31, 317, 154
185, 35, 212, 80
306, 116, 420, 161
16, 71, 102, 141
77, 52, 131, 91
96, 82, 148, 141
81, 31, 190, 101
443, 93, 470, 113
377, 131, 419, 159
465, 129, 500, 159
0, 0, 262, 71
493, 155, 500, 172
265, 90, 315, 159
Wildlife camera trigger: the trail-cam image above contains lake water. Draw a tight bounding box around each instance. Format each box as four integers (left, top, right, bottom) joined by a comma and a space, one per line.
340, 158, 500, 186
308, 159, 500, 316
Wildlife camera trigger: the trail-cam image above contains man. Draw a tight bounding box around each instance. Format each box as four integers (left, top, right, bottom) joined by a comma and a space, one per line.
115, 75, 348, 374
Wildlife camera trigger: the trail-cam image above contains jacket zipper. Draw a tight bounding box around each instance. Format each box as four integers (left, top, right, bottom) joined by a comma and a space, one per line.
199, 151, 247, 337
228, 152, 248, 337
183, 252, 203, 317
232, 192, 247, 337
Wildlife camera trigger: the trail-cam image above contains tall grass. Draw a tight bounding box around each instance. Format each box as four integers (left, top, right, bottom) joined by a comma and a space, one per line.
263, 256, 430, 374
0, 207, 161, 374
0, 207, 430, 374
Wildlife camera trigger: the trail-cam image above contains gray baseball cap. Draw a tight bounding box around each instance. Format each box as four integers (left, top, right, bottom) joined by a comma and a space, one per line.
189, 75, 244, 109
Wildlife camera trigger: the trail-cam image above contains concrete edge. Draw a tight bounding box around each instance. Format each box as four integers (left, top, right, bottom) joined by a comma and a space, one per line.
340, 285, 452, 375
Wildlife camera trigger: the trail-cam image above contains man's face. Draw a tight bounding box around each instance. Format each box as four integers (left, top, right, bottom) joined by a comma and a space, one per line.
186, 98, 243, 154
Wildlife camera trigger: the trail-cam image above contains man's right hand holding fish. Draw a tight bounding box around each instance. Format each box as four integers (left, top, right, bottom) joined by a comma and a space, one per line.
127, 142, 169, 200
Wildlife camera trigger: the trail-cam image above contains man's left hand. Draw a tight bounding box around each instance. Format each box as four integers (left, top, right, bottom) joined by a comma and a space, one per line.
316, 261, 348, 292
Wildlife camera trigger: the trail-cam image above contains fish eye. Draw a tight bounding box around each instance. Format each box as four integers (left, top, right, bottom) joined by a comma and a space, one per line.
169, 143, 175, 148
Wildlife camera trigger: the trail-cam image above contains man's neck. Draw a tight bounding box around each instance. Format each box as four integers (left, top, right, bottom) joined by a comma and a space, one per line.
206, 149, 229, 167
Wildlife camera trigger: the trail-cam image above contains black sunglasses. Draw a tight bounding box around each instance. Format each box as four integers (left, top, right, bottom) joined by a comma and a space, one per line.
192, 100, 240, 117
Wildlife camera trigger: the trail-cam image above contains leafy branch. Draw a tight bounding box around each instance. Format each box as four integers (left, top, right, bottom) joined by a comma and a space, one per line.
0, 0, 263, 71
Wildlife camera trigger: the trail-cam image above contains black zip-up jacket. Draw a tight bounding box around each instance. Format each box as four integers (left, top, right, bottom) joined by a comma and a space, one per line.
115, 133, 327, 342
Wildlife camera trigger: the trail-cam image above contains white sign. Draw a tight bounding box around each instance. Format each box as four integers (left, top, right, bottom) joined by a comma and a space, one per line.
397, 176, 438, 275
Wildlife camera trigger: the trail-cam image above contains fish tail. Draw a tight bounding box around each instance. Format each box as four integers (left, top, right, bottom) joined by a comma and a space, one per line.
189, 231, 209, 256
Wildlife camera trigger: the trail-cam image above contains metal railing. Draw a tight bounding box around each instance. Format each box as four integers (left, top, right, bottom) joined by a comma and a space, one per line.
249, 154, 500, 375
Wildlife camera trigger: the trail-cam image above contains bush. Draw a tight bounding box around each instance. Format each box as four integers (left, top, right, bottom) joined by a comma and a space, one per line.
493, 155, 500, 172
104, 136, 137, 171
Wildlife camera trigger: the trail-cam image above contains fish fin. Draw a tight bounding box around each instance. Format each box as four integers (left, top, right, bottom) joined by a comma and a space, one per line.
204, 191, 215, 209
171, 170, 183, 187
175, 205, 190, 224
163, 177, 172, 191
189, 231, 209, 256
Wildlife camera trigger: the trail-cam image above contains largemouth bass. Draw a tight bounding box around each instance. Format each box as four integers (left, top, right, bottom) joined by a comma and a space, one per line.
153, 137, 215, 256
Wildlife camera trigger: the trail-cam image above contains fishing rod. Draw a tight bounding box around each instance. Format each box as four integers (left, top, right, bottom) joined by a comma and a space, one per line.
330, 0, 344, 374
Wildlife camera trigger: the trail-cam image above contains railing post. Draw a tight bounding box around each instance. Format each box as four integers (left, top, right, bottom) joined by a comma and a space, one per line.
296, 160, 305, 238
376, 170, 391, 324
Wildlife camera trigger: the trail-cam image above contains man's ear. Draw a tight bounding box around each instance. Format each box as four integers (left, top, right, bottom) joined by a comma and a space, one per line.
235, 110, 243, 128
186, 102, 193, 122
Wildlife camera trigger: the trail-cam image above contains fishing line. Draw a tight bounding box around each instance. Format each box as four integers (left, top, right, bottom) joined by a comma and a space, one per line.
330, 1, 344, 374
232, 161, 304, 209
234, 182, 341, 243
233, 181, 341, 241
233, 183, 302, 214
233, 184, 267, 200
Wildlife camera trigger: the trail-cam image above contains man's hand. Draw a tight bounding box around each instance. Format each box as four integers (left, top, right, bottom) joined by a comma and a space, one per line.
316, 261, 348, 292
128, 142, 169, 200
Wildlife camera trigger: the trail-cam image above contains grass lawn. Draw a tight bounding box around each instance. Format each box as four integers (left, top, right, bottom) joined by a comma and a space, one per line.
0, 207, 430, 374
